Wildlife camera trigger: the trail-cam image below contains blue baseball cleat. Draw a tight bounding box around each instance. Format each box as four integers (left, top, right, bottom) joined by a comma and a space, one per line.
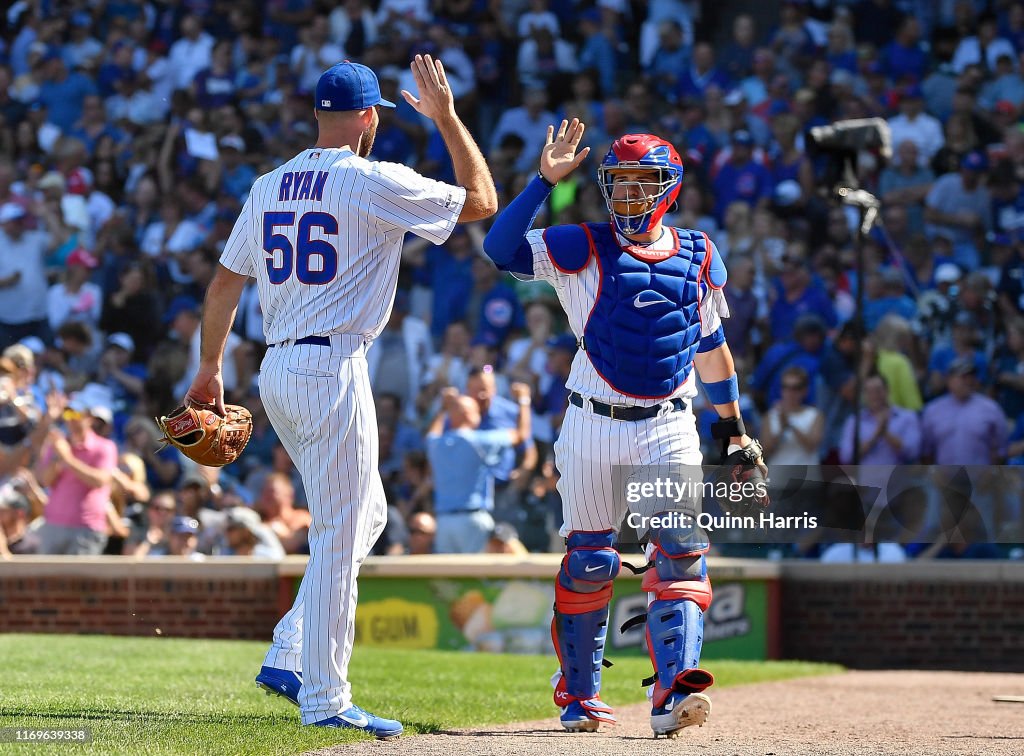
561, 696, 606, 729
312, 704, 404, 739
650, 691, 711, 738
255, 666, 302, 706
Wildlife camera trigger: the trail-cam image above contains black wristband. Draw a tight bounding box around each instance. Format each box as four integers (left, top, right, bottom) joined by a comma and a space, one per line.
536, 170, 555, 188
710, 416, 746, 440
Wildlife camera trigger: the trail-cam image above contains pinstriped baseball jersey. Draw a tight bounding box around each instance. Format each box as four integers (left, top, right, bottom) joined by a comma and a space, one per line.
244, 144, 467, 724
522, 226, 729, 406
220, 147, 466, 345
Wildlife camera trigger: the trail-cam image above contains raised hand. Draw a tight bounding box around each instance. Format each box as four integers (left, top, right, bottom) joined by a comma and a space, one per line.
401, 54, 456, 122
510, 382, 532, 403
44, 390, 67, 422
539, 118, 590, 185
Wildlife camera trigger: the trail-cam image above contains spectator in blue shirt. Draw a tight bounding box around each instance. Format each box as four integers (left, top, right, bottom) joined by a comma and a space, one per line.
96, 41, 136, 98
217, 136, 256, 202
427, 383, 531, 553
489, 86, 557, 173
368, 95, 419, 164
577, 10, 617, 98
881, 17, 928, 84
646, 19, 690, 100
864, 268, 918, 331
466, 366, 536, 489
751, 314, 828, 407
719, 13, 758, 82
193, 40, 237, 109
768, 242, 838, 342
38, 55, 98, 132
469, 258, 523, 346
406, 226, 476, 343
995, 319, 1024, 421
825, 22, 858, 75
677, 42, 732, 101
540, 334, 574, 437
926, 313, 991, 397
68, 95, 123, 156
712, 129, 774, 225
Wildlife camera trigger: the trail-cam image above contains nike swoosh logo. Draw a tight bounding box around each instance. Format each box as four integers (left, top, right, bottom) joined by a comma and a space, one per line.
633, 293, 663, 308
584, 564, 605, 573
338, 711, 369, 728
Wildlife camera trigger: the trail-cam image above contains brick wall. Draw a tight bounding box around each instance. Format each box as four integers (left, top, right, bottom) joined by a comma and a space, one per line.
3, 558, 1023, 672
0, 559, 281, 639
781, 563, 1024, 672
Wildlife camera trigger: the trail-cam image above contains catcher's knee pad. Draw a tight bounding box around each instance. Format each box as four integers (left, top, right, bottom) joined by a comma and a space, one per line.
639, 523, 714, 708
552, 531, 620, 706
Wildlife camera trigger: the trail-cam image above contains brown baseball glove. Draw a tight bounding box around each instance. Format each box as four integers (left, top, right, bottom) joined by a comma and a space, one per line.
155, 403, 253, 467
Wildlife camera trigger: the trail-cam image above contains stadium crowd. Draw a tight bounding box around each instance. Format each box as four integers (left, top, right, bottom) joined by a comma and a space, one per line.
1, 0, 1023, 561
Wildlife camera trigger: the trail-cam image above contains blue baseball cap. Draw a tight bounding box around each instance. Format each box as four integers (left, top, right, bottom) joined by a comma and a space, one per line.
961, 150, 989, 172
731, 129, 755, 146
547, 333, 578, 354
171, 516, 200, 535
163, 295, 200, 324
901, 84, 924, 101
315, 61, 395, 112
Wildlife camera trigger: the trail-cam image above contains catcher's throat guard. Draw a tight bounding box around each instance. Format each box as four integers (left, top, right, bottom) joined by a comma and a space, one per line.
156, 403, 253, 467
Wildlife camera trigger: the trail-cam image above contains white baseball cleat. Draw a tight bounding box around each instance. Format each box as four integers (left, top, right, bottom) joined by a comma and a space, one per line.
650, 692, 711, 738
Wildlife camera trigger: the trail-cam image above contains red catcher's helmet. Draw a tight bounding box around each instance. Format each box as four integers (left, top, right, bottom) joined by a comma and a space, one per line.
598, 134, 684, 235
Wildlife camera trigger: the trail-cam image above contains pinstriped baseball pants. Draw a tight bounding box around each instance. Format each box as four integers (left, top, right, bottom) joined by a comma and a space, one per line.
258, 338, 388, 724
554, 402, 703, 535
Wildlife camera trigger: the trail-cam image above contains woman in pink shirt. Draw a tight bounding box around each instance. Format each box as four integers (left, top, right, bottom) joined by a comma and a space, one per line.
35, 394, 118, 555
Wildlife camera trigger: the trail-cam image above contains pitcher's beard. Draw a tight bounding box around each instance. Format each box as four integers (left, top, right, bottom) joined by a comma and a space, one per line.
357, 125, 377, 157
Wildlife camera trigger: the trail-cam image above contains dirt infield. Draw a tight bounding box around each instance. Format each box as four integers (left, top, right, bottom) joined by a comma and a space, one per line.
320, 671, 1024, 756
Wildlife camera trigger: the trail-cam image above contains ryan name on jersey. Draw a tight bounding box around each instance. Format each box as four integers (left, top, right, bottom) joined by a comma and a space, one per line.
278, 170, 329, 202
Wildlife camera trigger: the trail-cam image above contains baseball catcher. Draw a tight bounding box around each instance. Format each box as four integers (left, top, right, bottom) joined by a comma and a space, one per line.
481, 120, 769, 737
155, 403, 253, 467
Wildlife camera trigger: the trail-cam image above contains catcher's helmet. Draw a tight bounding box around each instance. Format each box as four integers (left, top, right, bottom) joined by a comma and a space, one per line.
598, 134, 683, 235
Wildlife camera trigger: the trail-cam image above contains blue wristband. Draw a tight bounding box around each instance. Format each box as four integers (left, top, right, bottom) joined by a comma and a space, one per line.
704, 374, 739, 405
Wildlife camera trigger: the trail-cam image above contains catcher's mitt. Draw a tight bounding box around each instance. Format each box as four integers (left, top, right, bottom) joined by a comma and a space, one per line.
710, 417, 770, 517
155, 403, 253, 467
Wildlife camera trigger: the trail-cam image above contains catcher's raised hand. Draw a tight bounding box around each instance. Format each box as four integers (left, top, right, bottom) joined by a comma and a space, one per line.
184, 367, 225, 416
401, 54, 455, 122
539, 118, 590, 185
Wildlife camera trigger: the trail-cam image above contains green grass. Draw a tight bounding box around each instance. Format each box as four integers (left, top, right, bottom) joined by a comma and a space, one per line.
0, 634, 840, 755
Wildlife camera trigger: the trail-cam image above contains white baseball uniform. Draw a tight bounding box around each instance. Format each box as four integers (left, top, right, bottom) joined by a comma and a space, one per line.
519, 227, 728, 534
220, 147, 465, 724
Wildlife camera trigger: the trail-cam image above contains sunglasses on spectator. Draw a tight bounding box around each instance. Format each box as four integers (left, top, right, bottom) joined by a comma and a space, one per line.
782, 382, 806, 390
62, 408, 84, 421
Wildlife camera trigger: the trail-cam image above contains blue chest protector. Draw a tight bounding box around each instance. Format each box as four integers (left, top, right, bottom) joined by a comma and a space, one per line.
579, 223, 710, 399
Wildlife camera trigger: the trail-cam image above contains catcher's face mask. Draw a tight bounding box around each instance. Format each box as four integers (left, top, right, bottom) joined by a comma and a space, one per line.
599, 134, 683, 236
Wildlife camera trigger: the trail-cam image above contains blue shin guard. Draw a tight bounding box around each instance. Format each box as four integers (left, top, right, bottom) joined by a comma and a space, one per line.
551, 530, 620, 729
642, 526, 715, 711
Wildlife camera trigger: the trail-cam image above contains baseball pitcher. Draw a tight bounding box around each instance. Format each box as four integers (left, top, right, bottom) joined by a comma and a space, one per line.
181, 56, 496, 739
